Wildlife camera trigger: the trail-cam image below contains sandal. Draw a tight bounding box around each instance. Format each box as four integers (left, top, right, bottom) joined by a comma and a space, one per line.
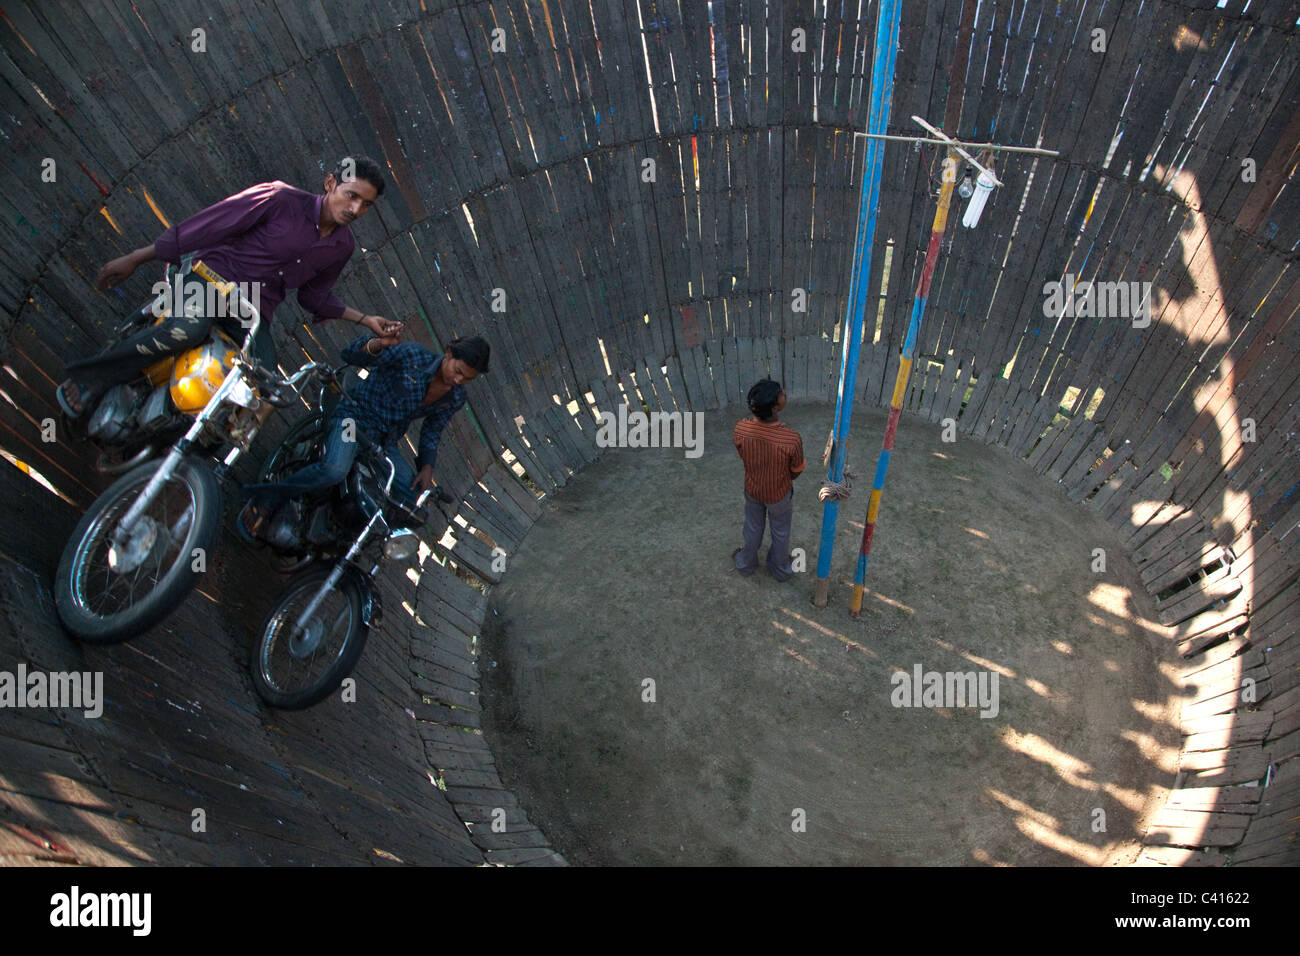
56, 379, 96, 419
235, 500, 273, 544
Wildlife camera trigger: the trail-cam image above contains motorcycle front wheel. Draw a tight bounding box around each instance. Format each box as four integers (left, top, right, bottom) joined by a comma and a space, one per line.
54, 458, 222, 644
251, 566, 369, 710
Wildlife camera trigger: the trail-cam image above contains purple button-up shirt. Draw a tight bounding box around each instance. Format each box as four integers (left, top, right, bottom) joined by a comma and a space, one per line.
152, 180, 352, 323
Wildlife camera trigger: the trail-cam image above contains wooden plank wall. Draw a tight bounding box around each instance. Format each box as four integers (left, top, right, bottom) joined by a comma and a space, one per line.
0, 461, 563, 865
0, 0, 1295, 865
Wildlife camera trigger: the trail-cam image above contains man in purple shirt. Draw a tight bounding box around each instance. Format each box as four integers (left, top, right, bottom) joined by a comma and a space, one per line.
58, 155, 403, 417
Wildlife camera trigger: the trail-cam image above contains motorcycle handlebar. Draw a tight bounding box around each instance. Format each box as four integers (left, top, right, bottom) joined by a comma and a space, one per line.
283, 361, 333, 387
239, 359, 335, 406
383, 472, 453, 527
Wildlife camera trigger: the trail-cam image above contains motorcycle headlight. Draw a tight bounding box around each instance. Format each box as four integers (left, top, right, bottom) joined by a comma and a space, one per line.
384, 528, 420, 561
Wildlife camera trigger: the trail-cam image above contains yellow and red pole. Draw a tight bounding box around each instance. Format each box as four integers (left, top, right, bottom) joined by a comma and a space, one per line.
850, 151, 958, 617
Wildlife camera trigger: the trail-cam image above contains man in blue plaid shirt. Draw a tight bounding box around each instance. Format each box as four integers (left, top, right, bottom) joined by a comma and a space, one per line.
238, 331, 490, 540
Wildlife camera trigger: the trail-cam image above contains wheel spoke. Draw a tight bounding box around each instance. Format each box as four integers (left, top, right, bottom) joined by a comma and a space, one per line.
70, 468, 202, 621
261, 580, 355, 695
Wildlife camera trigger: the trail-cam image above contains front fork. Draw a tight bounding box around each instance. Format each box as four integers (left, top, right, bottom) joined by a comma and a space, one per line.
291, 511, 387, 632
112, 365, 252, 546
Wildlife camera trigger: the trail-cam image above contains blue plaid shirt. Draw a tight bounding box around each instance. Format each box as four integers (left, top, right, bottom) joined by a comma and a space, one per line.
334, 336, 466, 471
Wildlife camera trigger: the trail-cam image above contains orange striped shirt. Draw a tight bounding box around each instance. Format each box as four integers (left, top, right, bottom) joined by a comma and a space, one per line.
734, 417, 806, 504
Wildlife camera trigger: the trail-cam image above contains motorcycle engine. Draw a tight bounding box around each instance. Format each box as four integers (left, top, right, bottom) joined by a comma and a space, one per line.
265, 501, 334, 554
265, 499, 308, 553
305, 506, 336, 547
137, 385, 173, 432
86, 385, 141, 441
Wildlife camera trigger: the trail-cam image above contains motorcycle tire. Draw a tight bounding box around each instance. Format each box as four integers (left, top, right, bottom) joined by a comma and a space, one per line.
250, 566, 369, 710
257, 411, 325, 483
54, 458, 222, 644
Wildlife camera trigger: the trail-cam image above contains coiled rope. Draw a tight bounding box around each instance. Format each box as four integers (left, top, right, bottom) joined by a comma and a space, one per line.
819, 429, 856, 501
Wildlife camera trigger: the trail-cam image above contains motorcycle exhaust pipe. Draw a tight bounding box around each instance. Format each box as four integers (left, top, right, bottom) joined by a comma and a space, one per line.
95, 445, 156, 475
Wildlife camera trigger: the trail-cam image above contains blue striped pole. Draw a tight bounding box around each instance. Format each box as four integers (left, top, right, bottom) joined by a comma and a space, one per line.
813, 0, 903, 606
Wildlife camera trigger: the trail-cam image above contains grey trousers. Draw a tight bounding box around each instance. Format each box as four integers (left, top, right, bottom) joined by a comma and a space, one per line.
735, 490, 794, 580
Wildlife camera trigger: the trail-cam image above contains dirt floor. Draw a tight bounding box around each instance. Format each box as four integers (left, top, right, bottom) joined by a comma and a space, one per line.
480, 402, 1183, 865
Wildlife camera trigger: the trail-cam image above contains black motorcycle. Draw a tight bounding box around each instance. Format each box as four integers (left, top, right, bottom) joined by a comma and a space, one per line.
246, 393, 453, 710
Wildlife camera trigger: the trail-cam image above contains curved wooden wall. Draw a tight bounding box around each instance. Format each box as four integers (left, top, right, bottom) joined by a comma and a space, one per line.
0, 0, 1295, 865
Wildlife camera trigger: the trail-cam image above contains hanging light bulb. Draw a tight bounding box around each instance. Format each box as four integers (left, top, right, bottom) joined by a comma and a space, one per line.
957, 168, 976, 200
962, 168, 997, 228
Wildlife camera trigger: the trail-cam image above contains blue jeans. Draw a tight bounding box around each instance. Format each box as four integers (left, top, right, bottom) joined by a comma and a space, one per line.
248, 415, 418, 508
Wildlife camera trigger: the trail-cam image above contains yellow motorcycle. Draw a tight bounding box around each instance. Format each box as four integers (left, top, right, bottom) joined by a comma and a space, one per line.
54, 261, 329, 644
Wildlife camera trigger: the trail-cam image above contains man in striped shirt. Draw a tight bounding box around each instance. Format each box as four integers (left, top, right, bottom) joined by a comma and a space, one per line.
732, 379, 806, 581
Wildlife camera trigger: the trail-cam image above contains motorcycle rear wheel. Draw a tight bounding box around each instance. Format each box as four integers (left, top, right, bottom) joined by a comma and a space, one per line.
54, 458, 222, 644
257, 411, 325, 483
251, 566, 368, 710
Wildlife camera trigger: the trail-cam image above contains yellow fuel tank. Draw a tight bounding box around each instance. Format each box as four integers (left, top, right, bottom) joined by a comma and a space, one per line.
169, 332, 239, 414
142, 357, 174, 387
